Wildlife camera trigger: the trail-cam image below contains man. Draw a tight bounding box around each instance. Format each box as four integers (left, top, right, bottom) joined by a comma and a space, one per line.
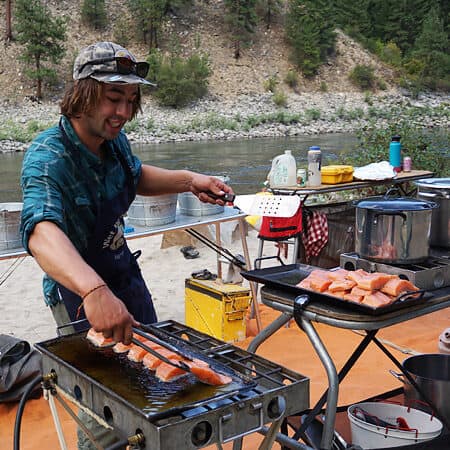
20, 41, 232, 345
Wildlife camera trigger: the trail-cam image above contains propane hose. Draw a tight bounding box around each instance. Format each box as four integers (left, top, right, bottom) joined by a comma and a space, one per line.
13, 375, 43, 450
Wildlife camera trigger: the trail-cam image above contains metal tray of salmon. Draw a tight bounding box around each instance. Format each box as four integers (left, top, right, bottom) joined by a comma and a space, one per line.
242, 263, 429, 315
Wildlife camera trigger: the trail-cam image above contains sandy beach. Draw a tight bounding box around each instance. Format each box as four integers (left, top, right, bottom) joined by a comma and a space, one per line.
0, 221, 273, 345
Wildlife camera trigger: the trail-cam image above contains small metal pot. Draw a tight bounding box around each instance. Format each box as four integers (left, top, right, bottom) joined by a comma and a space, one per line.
391, 354, 450, 428
354, 193, 437, 264
415, 178, 450, 248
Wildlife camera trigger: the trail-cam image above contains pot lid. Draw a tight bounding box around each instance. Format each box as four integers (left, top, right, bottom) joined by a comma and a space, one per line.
355, 196, 437, 211
415, 178, 450, 190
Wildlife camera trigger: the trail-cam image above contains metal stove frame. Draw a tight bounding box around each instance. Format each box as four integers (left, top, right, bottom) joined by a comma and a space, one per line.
340, 252, 450, 290
36, 320, 310, 450
249, 285, 450, 450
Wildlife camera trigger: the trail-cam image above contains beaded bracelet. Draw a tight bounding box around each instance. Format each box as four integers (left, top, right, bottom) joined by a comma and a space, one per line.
76, 283, 107, 319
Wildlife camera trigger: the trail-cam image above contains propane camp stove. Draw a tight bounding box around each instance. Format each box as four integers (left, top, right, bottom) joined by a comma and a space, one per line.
340, 252, 450, 290
35, 320, 309, 450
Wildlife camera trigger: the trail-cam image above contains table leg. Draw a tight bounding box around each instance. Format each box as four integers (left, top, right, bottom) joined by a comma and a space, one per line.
238, 218, 262, 332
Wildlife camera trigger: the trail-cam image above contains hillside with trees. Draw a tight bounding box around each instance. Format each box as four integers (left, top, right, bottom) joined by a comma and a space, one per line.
0, 0, 448, 105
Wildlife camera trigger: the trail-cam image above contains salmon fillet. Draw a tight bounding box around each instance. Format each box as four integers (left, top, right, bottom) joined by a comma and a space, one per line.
327, 268, 350, 281
185, 359, 232, 385
127, 340, 160, 362
354, 272, 394, 291
142, 347, 183, 370
328, 279, 356, 292
86, 328, 116, 348
309, 277, 333, 292
351, 286, 375, 296
381, 278, 419, 297
155, 358, 189, 382
112, 342, 132, 353
363, 291, 393, 308
343, 292, 364, 303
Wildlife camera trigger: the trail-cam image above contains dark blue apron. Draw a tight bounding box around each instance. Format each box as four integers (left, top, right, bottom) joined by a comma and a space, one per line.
56, 120, 157, 330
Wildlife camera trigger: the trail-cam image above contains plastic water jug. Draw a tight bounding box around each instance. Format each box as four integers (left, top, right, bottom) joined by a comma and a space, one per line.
269, 150, 297, 188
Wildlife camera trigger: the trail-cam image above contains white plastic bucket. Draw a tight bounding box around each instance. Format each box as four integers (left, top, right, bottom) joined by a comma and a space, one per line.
0, 202, 23, 250
348, 402, 443, 448
127, 194, 178, 227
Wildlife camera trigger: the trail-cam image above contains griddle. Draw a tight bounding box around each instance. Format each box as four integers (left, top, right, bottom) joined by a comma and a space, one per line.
35, 325, 255, 421
242, 263, 430, 316
35, 320, 310, 449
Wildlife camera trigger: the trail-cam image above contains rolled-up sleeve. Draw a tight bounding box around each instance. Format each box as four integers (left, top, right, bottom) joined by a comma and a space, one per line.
20, 140, 66, 253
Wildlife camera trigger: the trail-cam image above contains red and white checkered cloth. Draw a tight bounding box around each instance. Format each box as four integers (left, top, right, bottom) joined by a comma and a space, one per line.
302, 211, 328, 262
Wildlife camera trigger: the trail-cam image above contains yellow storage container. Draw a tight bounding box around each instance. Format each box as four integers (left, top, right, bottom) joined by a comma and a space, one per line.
185, 278, 251, 342
321, 165, 354, 184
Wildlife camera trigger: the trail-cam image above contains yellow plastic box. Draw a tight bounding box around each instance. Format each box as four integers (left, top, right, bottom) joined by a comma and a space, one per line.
185, 278, 251, 342
320, 165, 354, 184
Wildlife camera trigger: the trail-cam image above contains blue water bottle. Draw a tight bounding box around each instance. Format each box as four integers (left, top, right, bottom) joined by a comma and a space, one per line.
389, 135, 401, 172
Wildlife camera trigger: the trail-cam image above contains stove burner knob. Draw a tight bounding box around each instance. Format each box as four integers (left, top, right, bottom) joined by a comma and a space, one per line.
191, 420, 212, 447
267, 395, 286, 420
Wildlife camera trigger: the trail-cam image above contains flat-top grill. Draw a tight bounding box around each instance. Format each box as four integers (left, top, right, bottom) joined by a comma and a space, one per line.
35, 320, 309, 449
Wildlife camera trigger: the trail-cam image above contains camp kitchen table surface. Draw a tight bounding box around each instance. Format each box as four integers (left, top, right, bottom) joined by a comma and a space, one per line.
247, 284, 450, 450
0, 207, 248, 270
269, 169, 434, 197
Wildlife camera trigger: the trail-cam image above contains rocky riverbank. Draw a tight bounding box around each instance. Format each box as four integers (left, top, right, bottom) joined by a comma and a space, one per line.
0, 90, 448, 153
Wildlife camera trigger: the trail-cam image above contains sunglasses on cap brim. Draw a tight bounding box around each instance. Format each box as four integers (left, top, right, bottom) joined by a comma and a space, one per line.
79, 56, 150, 79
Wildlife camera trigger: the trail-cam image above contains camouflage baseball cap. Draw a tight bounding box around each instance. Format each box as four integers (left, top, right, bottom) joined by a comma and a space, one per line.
73, 42, 155, 86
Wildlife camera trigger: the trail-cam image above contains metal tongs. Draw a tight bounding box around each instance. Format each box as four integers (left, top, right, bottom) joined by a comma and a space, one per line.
131, 326, 194, 374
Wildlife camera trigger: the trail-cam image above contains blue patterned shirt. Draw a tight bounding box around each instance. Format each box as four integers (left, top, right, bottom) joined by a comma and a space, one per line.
20, 115, 142, 305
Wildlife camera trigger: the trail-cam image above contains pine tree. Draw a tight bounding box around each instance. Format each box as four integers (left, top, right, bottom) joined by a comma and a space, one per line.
224, 0, 258, 59
286, 0, 335, 76
81, 0, 107, 30
128, 0, 166, 50
333, 0, 370, 37
413, 6, 449, 79
14, 0, 66, 99
260, 0, 283, 30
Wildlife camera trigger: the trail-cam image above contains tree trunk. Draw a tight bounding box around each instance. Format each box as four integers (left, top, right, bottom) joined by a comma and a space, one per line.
234, 40, 240, 59
5, 0, 12, 41
36, 56, 42, 99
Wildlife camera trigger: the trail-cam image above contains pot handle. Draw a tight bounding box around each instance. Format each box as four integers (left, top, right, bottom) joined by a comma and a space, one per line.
389, 369, 405, 382
374, 211, 407, 221
419, 190, 450, 200
384, 187, 401, 199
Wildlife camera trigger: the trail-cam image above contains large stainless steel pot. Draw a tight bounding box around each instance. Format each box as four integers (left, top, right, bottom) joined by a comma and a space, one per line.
396, 354, 450, 428
354, 194, 437, 264
415, 178, 450, 248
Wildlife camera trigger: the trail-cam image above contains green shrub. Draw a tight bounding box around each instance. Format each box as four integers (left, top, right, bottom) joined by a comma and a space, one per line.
305, 108, 321, 121
263, 75, 279, 93
284, 70, 298, 88
81, 0, 107, 29
124, 119, 139, 133
340, 122, 448, 177
272, 90, 287, 107
380, 41, 402, 67
319, 81, 328, 92
349, 65, 376, 90
150, 52, 210, 108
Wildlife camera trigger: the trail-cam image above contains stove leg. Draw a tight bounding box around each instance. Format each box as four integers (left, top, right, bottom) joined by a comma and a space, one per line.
258, 416, 284, 450
247, 312, 292, 353
44, 386, 68, 450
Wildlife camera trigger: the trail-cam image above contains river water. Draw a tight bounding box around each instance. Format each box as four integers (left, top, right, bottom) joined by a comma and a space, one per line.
0, 133, 357, 202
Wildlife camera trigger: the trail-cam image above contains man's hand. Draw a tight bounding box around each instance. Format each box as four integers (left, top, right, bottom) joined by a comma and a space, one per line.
82, 285, 139, 345
190, 174, 234, 205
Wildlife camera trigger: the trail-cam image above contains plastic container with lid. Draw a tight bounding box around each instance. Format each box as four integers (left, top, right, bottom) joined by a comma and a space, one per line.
321, 165, 354, 184
307, 146, 322, 187
269, 150, 297, 188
